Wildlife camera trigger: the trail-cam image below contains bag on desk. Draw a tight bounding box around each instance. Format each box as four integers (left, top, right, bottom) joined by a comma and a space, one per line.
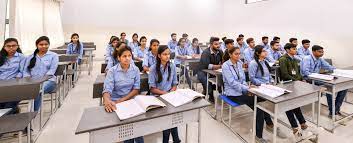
160, 89, 205, 107
115, 95, 166, 120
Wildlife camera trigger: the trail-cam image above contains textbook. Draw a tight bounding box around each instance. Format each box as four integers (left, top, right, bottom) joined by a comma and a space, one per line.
251, 84, 292, 98
160, 89, 205, 107
115, 95, 166, 120
308, 73, 334, 81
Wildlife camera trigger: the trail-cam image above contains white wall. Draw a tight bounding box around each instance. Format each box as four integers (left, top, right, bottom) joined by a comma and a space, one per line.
61, 0, 353, 67
0, 0, 7, 44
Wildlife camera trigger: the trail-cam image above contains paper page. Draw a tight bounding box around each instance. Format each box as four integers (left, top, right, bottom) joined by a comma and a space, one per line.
115, 100, 145, 120
308, 73, 334, 81
134, 95, 166, 111
160, 91, 193, 107
252, 84, 290, 98
215, 69, 222, 73
332, 69, 353, 79
186, 56, 193, 59
176, 89, 205, 100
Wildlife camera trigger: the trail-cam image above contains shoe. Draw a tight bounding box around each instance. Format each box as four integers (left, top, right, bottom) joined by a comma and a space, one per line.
255, 136, 268, 143
265, 125, 287, 139
208, 97, 215, 104
293, 130, 303, 142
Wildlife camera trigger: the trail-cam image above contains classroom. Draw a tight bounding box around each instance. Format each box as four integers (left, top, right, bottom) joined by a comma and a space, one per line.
1, 0, 353, 143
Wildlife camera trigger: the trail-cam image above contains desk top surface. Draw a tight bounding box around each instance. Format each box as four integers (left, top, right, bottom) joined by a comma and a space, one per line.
0, 76, 49, 87
75, 98, 210, 134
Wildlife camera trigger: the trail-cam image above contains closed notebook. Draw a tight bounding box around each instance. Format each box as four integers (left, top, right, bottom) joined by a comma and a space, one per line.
308, 73, 334, 81
115, 95, 166, 120
251, 84, 292, 98
160, 89, 205, 107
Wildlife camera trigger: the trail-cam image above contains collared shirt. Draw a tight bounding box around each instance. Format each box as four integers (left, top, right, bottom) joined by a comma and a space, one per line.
220, 43, 226, 52
148, 62, 178, 92
185, 39, 191, 48
266, 48, 282, 63
103, 63, 140, 101
235, 43, 248, 59
301, 54, 335, 77
0, 52, 26, 80
105, 44, 114, 62
259, 43, 271, 51
66, 42, 84, 59
222, 60, 248, 96
142, 51, 157, 68
133, 46, 148, 59
244, 47, 255, 64
188, 45, 203, 55
128, 41, 139, 52
249, 60, 271, 86
23, 51, 59, 82
167, 40, 178, 53
174, 46, 192, 65
208, 48, 222, 69
297, 46, 311, 60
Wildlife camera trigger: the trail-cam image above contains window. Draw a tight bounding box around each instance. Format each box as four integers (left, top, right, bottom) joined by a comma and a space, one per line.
246, 0, 267, 4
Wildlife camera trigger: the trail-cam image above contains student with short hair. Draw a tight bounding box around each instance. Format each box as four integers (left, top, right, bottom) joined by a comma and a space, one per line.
259, 36, 270, 50
273, 36, 285, 53
279, 43, 316, 141
167, 33, 178, 53
102, 46, 144, 143
0, 38, 26, 114
220, 37, 227, 52
188, 38, 203, 58
197, 37, 223, 103
297, 39, 311, 60
266, 41, 282, 63
128, 33, 139, 52
235, 37, 247, 57
182, 33, 191, 48
175, 38, 192, 88
243, 38, 256, 66
148, 46, 180, 143
289, 38, 298, 47
222, 39, 235, 62
133, 36, 148, 62
301, 45, 347, 117
120, 32, 129, 44
143, 39, 159, 72
24, 36, 58, 112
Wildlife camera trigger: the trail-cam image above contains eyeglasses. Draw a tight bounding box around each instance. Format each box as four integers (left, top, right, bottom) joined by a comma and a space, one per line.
4, 45, 19, 48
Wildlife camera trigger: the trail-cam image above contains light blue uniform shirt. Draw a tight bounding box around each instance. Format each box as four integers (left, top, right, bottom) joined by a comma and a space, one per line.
174, 46, 191, 65
297, 46, 311, 60
167, 40, 178, 53
188, 45, 203, 55
185, 39, 191, 48
103, 63, 140, 101
259, 43, 271, 51
0, 52, 26, 80
220, 43, 226, 52
148, 62, 178, 92
133, 46, 148, 59
235, 43, 247, 59
249, 60, 271, 86
222, 60, 248, 96
142, 51, 157, 68
266, 48, 282, 63
244, 47, 255, 64
128, 42, 139, 52
105, 44, 114, 62
23, 51, 59, 82
301, 54, 335, 77
66, 42, 84, 59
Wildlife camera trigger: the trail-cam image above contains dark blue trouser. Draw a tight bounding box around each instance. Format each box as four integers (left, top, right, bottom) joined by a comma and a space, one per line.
163, 127, 180, 143
124, 137, 144, 143
34, 81, 57, 111
176, 64, 192, 88
326, 90, 348, 115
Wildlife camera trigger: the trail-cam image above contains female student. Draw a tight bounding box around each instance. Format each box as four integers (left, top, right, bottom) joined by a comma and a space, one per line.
133, 36, 148, 62
105, 41, 127, 72
0, 38, 26, 114
248, 45, 287, 139
142, 39, 159, 72
148, 46, 180, 143
102, 46, 143, 143
128, 33, 139, 52
189, 38, 203, 58
24, 36, 58, 111
175, 38, 192, 88
105, 36, 118, 62
66, 33, 83, 64
120, 32, 129, 44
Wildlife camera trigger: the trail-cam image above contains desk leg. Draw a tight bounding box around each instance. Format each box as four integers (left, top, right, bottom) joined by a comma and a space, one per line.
273, 104, 278, 143
331, 86, 336, 133
89, 51, 93, 75
198, 109, 201, 143
27, 99, 34, 143
215, 76, 218, 119
185, 124, 188, 143
206, 73, 209, 101
184, 64, 186, 88
252, 96, 257, 143
18, 131, 22, 143
40, 83, 44, 129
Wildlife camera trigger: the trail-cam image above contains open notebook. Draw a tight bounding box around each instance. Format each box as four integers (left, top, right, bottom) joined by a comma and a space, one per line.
115, 95, 166, 120
251, 84, 292, 98
308, 73, 335, 81
332, 69, 353, 79
160, 89, 205, 107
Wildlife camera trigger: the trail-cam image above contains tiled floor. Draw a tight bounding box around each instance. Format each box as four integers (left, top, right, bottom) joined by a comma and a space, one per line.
1, 61, 353, 143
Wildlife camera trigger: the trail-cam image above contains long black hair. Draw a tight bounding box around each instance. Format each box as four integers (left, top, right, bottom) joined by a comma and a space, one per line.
0, 38, 22, 66
111, 37, 120, 48
138, 36, 147, 46
177, 38, 185, 46
192, 38, 200, 54
27, 36, 50, 71
156, 46, 171, 83
149, 39, 160, 51
109, 36, 118, 44
112, 41, 126, 60
254, 45, 270, 76
70, 33, 81, 53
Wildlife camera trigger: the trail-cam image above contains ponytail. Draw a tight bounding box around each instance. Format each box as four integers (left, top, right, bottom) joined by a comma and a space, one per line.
28, 49, 39, 70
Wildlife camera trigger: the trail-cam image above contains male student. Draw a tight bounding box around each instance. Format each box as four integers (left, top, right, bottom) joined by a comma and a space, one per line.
289, 38, 298, 47
220, 37, 227, 52
259, 36, 270, 50
301, 45, 348, 117
168, 33, 178, 53
182, 33, 191, 48
235, 37, 247, 59
238, 34, 248, 47
243, 38, 256, 66
266, 41, 282, 63
273, 36, 285, 53
198, 37, 224, 103
222, 39, 235, 62
297, 39, 311, 60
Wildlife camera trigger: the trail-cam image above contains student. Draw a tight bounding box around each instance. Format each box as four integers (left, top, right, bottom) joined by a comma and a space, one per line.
266, 41, 282, 63
273, 36, 285, 53
143, 39, 159, 72
105, 36, 119, 62
197, 37, 223, 103
128, 33, 139, 52
243, 38, 256, 66
238, 34, 248, 47
175, 38, 192, 88
259, 36, 270, 50
289, 38, 298, 47
102, 46, 143, 143
133, 36, 148, 62
66, 33, 84, 64
297, 39, 311, 60
182, 33, 191, 48
148, 46, 180, 143
220, 37, 227, 52
105, 42, 128, 72
222, 39, 235, 62
0, 38, 26, 114
235, 37, 247, 57
279, 43, 316, 141
188, 38, 203, 58
120, 32, 129, 44
301, 45, 347, 117
24, 36, 58, 112
167, 33, 178, 53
